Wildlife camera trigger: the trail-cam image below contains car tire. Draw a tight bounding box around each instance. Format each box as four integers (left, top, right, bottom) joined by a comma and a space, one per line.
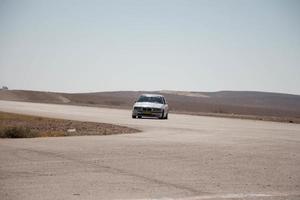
138, 116, 142, 119
159, 111, 165, 119
165, 113, 168, 120
132, 115, 136, 119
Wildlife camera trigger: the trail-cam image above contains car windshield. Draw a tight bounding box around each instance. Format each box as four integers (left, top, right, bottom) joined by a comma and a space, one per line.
137, 96, 163, 104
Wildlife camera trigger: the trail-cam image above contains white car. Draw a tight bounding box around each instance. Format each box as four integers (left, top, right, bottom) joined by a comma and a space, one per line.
132, 94, 169, 119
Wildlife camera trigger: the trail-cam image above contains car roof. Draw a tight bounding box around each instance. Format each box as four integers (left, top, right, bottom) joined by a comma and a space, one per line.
140, 94, 164, 98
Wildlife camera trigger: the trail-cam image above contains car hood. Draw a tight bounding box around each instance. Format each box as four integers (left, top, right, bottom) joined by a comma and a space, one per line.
134, 102, 164, 109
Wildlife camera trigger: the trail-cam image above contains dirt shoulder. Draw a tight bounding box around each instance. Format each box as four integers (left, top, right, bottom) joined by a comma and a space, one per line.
173, 110, 300, 124
0, 111, 140, 138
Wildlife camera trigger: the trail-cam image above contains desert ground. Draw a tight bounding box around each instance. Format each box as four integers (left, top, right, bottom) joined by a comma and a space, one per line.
0, 100, 300, 200
0, 111, 138, 138
1, 89, 300, 123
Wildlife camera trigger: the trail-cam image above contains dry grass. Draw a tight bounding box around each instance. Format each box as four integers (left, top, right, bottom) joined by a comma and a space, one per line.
0, 112, 139, 138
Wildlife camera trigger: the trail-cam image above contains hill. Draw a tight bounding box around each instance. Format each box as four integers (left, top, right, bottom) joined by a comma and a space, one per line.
1, 89, 300, 123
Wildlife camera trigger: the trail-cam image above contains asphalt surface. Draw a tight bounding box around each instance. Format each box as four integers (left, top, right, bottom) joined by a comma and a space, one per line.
0, 100, 300, 200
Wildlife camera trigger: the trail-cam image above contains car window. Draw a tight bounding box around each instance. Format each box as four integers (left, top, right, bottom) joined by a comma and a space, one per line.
137, 96, 164, 104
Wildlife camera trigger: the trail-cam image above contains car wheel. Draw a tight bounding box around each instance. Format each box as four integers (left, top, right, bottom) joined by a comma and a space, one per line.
138, 116, 142, 119
159, 111, 165, 119
132, 115, 136, 119
165, 113, 168, 120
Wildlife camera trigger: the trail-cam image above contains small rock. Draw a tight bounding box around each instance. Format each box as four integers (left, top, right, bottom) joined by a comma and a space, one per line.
67, 128, 76, 133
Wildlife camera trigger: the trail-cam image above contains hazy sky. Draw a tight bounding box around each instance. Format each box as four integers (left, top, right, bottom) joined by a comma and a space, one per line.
0, 0, 300, 94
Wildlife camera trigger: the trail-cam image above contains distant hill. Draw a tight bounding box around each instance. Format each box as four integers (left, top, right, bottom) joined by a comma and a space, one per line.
1, 89, 300, 123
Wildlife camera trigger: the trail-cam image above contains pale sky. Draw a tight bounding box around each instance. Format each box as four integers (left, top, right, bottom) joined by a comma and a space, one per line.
0, 0, 300, 94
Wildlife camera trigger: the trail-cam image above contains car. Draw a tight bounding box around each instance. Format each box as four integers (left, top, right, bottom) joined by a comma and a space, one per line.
132, 94, 169, 119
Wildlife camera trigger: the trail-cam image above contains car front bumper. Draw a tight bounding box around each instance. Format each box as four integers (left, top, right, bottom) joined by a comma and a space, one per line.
132, 108, 163, 118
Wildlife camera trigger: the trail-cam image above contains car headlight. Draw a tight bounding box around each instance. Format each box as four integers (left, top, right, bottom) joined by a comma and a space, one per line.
134, 107, 141, 111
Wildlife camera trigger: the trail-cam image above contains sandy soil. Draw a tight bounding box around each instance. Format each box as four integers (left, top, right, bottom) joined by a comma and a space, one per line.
0, 111, 139, 138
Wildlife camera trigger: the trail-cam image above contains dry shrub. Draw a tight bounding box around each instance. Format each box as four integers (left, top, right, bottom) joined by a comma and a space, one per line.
0, 127, 38, 138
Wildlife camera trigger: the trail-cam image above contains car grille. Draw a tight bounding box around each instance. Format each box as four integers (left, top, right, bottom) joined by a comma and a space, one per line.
143, 108, 152, 112
134, 107, 161, 112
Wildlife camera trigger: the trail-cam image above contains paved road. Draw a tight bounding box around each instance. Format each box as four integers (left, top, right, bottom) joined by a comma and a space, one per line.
0, 100, 300, 200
